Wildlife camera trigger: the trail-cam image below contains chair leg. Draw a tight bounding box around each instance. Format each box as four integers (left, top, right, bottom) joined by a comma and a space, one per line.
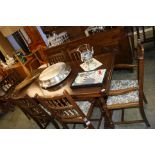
51, 119, 60, 129
121, 109, 125, 122
96, 98, 114, 128
73, 123, 76, 129
153, 27, 155, 45
104, 108, 115, 129
86, 122, 94, 129
62, 123, 69, 129
97, 114, 103, 129
109, 110, 113, 120
22, 110, 31, 120
139, 106, 150, 127
143, 92, 148, 104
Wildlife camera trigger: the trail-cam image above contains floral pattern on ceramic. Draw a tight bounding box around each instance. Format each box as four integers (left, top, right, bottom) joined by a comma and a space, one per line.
76, 101, 91, 115
110, 80, 138, 90
107, 90, 139, 105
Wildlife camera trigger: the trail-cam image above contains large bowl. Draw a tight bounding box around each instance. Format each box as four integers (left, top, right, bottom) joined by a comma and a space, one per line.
39, 62, 71, 88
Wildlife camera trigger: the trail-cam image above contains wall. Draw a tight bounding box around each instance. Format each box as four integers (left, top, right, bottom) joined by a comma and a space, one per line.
7, 35, 21, 51
0, 45, 6, 57
0, 31, 15, 56
36, 26, 48, 46
0, 26, 22, 37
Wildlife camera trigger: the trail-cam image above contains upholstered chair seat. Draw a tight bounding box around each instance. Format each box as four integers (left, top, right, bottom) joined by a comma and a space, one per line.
107, 80, 139, 106
107, 91, 139, 105
110, 80, 138, 90
76, 101, 91, 115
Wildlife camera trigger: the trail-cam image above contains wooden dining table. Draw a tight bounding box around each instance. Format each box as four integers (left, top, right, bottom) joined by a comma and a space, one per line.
12, 52, 115, 128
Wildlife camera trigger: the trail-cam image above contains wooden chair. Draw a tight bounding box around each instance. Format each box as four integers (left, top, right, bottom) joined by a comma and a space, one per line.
128, 26, 155, 47
48, 52, 66, 65
106, 40, 150, 127
35, 90, 103, 129
68, 48, 81, 62
0, 98, 15, 114
28, 57, 40, 74
14, 96, 60, 129
0, 70, 22, 98
68, 44, 91, 63
0, 67, 8, 79
0, 70, 22, 114
136, 26, 155, 44
28, 49, 48, 74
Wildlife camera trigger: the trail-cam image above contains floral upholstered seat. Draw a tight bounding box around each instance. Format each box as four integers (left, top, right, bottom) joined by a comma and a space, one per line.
107, 91, 139, 105
76, 101, 91, 115
110, 80, 138, 90
107, 80, 139, 105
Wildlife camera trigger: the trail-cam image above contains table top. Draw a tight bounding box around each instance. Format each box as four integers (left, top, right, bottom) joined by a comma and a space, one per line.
13, 53, 115, 100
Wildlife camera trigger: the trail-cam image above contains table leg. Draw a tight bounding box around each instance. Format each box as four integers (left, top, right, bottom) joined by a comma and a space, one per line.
97, 97, 114, 129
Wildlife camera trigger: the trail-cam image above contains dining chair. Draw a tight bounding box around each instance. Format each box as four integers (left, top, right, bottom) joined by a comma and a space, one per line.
0, 98, 15, 114
106, 40, 150, 127
135, 26, 155, 44
68, 48, 81, 62
0, 70, 22, 114
128, 27, 155, 50
28, 49, 48, 74
48, 52, 66, 65
31, 45, 47, 63
0, 67, 8, 79
68, 44, 91, 63
35, 90, 103, 129
14, 96, 60, 129
0, 70, 22, 98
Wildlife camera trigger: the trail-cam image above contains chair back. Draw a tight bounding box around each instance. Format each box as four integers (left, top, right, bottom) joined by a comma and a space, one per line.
48, 52, 66, 65
136, 40, 145, 103
35, 90, 87, 124
33, 49, 47, 65
14, 96, 52, 129
0, 70, 22, 96
0, 67, 7, 79
0, 98, 15, 113
113, 40, 145, 104
68, 44, 92, 62
68, 48, 81, 62
135, 26, 155, 43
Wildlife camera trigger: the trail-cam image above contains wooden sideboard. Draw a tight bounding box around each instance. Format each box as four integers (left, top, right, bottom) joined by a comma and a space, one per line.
41, 26, 87, 40
44, 27, 133, 65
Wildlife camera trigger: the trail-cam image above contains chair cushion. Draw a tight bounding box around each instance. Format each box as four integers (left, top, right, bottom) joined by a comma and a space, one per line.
76, 101, 91, 115
110, 80, 138, 90
107, 91, 139, 105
